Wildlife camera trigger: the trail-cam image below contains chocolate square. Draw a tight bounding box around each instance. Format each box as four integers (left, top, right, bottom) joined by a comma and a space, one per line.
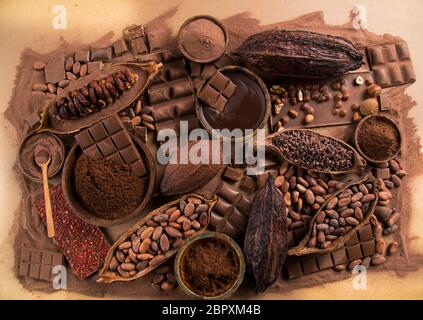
75, 50, 90, 63
111, 130, 132, 149
125, 25, 145, 41
134, 126, 147, 141
223, 166, 243, 182
102, 114, 123, 134
190, 61, 202, 77
317, 253, 334, 270
120, 145, 140, 164
113, 39, 128, 56
91, 47, 113, 61
131, 37, 148, 55
39, 265, 52, 281
146, 29, 168, 52
302, 256, 318, 275
30, 250, 42, 263
239, 176, 257, 192
379, 94, 391, 111
345, 231, 359, 246
89, 123, 109, 141
332, 248, 348, 265
130, 159, 147, 177
106, 153, 125, 165
209, 71, 230, 91
21, 248, 31, 261
97, 137, 117, 157
75, 130, 95, 149
44, 54, 66, 84
198, 85, 219, 107
221, 81, 236, 98
346, 244, 363, 261
87, 61, 104, 74
361, 240, 376, 257
358, 224, 374, 242
19, 262, 30, 277
41, 252, 53, 265
285, 261, 303, 279
84, 145, 102, 159
29, 264, 41, 279
51, 253, 64, 266
376, 167, 391, 180
214, 95, 228, 112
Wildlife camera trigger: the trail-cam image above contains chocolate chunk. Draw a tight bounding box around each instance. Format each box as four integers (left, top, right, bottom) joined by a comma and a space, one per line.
379, 93, 391, 111
346, 244, 363, 261
223, 166, 243, 181
124, 25, 145, 41
357, 223, 374, 242
332, 248, 348, 265
376, 167, 391, 180
131, 37, 148, 55
344, 231, 360, 246
74, 114, 148, 177
146, 29, 168, 52
198, 70, 236, 112
75, 50, 90, 63
19, 247, 64, 282
317, 253, 334, 270
367, 42, 416, 88
44, 54, 66, 84
285, 259, 303, 279
87, 61, 104, 74
91, 47, 113, 61
113, 39, 128, 56
189, 61, 202, 77
302, 256, 318, 275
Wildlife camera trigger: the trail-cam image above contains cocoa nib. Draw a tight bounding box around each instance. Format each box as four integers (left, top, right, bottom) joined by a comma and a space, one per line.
244, 175, 287, 293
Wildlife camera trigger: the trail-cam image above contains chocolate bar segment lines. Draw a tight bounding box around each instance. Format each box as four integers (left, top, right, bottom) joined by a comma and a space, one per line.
367, 42, 416, 88
19, 247, 64, 282
74, 114, 147, 177
198, 70, 236, 112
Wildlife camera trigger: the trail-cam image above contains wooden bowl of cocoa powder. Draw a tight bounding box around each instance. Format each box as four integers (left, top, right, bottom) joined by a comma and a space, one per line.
174, 231, 245, 299
62, 134, 156, 226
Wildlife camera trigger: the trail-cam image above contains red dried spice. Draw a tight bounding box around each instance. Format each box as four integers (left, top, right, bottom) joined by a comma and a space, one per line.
34, 184, 110, 279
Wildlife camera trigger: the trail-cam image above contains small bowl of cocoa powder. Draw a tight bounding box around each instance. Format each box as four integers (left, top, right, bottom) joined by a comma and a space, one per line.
175, 231, 245, 299
354, 114, 402, 163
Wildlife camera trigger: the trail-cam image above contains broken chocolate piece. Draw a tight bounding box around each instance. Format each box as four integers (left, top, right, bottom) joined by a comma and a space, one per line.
113, 39, 128, 56
44, 54, 66, 84
91, 47, 113, 61
75, 50, 90, 63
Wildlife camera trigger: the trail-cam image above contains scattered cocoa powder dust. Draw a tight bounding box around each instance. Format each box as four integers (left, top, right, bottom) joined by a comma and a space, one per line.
74, 154, 146, 219
181, 238, 239, 297
179, 17, 226, 61
357, 116, 400, 161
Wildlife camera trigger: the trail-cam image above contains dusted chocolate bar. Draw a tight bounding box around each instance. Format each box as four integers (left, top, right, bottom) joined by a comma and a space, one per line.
367, 42, 416, 88
74, 114, 148, 177
19, 247, 64, 282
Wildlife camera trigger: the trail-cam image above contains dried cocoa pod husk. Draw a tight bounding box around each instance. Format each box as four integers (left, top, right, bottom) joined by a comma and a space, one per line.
244, 175, 287, 293
160, 140, 224, 196
232, 29, 363, 79
288, 174, 379, 256
97, 194, 216, 284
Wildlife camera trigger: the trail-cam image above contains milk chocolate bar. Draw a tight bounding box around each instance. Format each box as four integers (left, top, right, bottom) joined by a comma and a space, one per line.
198, 70, 236, 112
367, 42, 416, 88
34, 184, 110, 279
75, 50, 90, 63
44, 54, 66, 84
284, 223, 375, 279
209, 166, 257, 238
91, 47, 113, 61
269, 71, 375, 130
19, 247, 64, 282
74, 114, 147, 177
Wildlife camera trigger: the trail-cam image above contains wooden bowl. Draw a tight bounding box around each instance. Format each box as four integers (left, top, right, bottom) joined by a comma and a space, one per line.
174, 231, 245, 300
62, 134, 155, 226
354, 114, 402, 164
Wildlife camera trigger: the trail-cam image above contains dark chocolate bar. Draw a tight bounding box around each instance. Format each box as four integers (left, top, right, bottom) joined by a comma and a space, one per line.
44, 54, 66, 84
269, 71, 375, 131
147, 78, 194, 105
367, 42, 416, 88
284, 223, 375, 279
19, 247, 64, 282
209, 166, 257, 238
74, 114, 148, 177
91, 47, 113, 61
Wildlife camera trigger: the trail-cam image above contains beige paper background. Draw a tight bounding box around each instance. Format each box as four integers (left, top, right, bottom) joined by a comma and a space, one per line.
0, 0, 422, 299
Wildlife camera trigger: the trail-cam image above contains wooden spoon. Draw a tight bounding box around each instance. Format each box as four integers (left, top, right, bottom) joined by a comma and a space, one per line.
34, 147, 55, 238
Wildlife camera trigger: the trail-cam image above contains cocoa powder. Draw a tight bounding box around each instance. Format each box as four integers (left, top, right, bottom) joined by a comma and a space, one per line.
357, 116, 400, 161
181, 238, 239, 297
74, 154, 146, 219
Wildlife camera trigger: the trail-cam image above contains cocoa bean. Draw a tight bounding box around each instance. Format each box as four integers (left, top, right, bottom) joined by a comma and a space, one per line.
165, 226, 183, 238
128, 248, 139, 263
395, 170, 407, 178
296, 184, 307, 193
315, 195, 325, 204
281, 181, 290, 193
345, 217, 359, 226
153, 274, 165, 284
275, 175, 284, 187
387, 211, 400, 226
315, 211, 326, 223
289, 176, 297, 190
340, 208, 354, 218
139, 238, 151, 253
191, 220, 201, 229
116, 250, 125, 263
374, 206, 392, 223
376, 238, 386, 254
354, 207, 364, 220
132, 236, 141, 253
195, 204, 209, 213
351, 192, 363, 202
316, 223, 329, 231
348, 259, 362, 270
361, 194, 376, 203
350, 201, 362, 208
304, 189, 315, 205
358, 183, 369, 195
171, 238, 183, 249
326, 197, 338, 209
334, 264, 346, 271
169, 209, 181, 222
388, 241, 399, 255
140, 227, 155, 240
329, 219, 339, 228
184, 203, 195, 216
136, 261, 149, 271
182, 220, 191, 231
109, 257, 119, 270
389, 159, 400, 172
311, 185, 325, 195
187, 197, 202, 205
183, 230, 196, 238
199, 212, 208, 226
378, 191, 392, 201
371, 254, 386, 266
337, 197, 351, 207
291, 190, 300, 204
121, 262, 136, 271
284, 192, 292, 206
325, 209, 339, 219
117, 266, 130, 278
317, 230, 326, 243
152, 226, 163, 241
149, 255, 166, 267
338, 189, 353, 198
153, 213, 169, 223
160, 234, 170, 252
279, 161, 290, 175
119, 241, 132, 250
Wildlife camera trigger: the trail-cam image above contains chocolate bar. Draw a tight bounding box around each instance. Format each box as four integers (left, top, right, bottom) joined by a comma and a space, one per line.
209, 166, 257, 238
75, 50, 90, 63
198, 70, 236, 112
19, 247, 64, 282
91, 47, 113, 61
113, 39, 128, 56
74, 114, 148, 177
367, 42, 416, 88
44, 54, 66, 84
34, 184, 110, 279
284, 223, 376, 279
147, 78, 194, 105
269, 71, 375, 130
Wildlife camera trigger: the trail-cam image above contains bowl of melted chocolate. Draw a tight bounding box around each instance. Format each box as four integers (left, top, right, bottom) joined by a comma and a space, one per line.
196, 66, 270, 140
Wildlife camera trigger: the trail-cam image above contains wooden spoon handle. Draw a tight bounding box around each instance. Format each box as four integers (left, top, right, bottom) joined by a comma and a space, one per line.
41, 163, 55, 238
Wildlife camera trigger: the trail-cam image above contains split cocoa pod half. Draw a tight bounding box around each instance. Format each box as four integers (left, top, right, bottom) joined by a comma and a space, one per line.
232, 29, 363, 79
288, 174, 379, 256
97, 194, 217, 283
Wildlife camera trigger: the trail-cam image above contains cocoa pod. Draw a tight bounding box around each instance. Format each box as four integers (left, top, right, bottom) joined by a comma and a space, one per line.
232, 29, 363, 79
160, 140, 223, 195
244, 175, 287, 293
